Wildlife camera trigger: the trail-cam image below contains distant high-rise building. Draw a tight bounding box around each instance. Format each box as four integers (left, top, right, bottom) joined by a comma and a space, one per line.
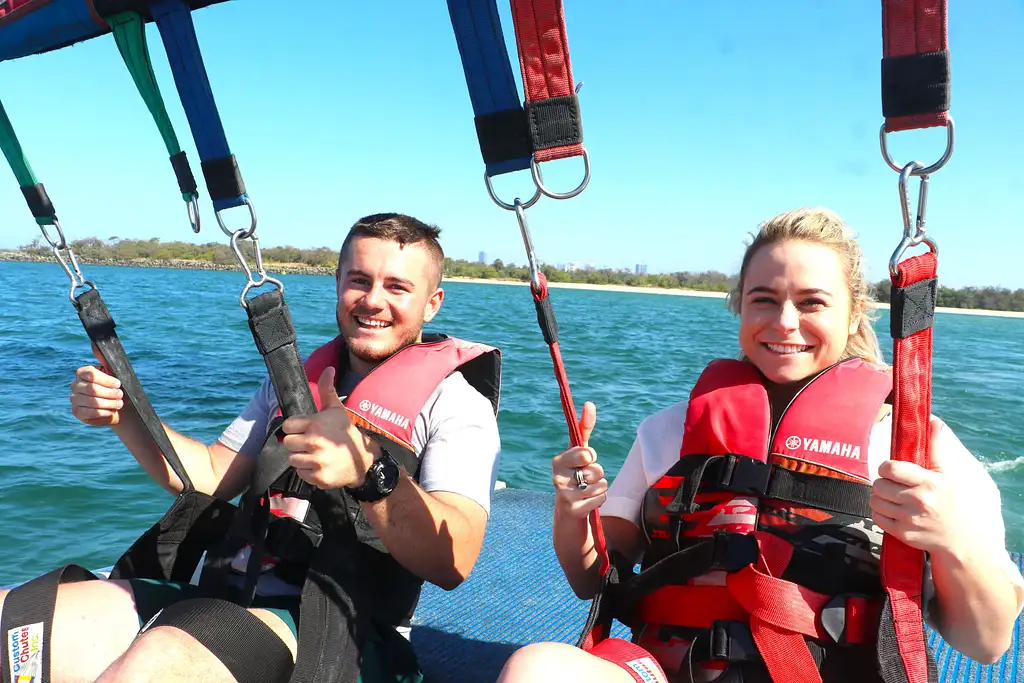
478, 251, 488, 264
636, 263, 648, 275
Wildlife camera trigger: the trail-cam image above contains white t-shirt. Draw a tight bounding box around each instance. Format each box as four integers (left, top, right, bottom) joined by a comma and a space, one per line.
216, 368, 501, 596
219, 370, 502, 515
601, 399, 1024, 610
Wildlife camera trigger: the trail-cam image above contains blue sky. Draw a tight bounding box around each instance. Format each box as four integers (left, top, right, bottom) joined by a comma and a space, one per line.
1, 1, 1022, 288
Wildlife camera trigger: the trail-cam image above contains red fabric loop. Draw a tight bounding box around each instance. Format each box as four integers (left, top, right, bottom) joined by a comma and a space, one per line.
882, 0, 949, 132
882, 248, 936, 682
509, 0, 584, 161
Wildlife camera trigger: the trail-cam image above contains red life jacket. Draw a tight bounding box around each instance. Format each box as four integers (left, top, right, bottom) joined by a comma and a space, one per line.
234, 332, 500, 627
300, 332, 500, 456
603, 357, 921, 683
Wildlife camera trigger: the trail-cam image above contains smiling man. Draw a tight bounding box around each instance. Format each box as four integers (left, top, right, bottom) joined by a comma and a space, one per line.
0, 213, 502, 683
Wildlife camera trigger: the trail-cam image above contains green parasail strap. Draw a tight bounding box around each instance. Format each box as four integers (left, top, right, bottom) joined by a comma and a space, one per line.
0, 99, 57, 226
109, 11, 200, 211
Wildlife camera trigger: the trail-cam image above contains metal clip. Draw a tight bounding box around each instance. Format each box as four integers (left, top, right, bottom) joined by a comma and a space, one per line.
513, 198, 543, 293
230, 229, 283, 307
879, 118, 955, 177
187, 194, 201, 234
889, 161, 938, 278
216, 196, 258, 239
530, 146, 591, 201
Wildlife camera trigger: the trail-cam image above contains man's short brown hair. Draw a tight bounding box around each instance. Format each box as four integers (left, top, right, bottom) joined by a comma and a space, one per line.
338, 213, 444, 288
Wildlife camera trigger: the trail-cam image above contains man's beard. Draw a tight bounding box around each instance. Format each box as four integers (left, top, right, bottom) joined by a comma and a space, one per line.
337, 310, 423, 365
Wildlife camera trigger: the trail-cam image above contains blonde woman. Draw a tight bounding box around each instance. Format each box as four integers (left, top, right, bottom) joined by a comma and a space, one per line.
498, 208, 1024, 683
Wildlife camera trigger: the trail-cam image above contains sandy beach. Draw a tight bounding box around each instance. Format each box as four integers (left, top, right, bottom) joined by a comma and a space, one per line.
444, 277, 1024, 320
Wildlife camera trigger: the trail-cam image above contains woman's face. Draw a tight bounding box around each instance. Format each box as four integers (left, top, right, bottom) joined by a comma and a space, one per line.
738, 240, 858, 385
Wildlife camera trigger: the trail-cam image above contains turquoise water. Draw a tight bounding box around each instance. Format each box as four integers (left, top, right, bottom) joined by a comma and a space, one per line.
2, 260, 1022, 585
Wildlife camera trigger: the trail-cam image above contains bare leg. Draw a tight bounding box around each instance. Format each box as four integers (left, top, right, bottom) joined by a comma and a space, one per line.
0, 580, 142, 683
497, 642, 637, 683
95, 608, 296, 683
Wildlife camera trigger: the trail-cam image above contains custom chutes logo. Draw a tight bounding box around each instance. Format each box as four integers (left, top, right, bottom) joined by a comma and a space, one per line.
624, 657, 667, 683
7, 622, 43, 683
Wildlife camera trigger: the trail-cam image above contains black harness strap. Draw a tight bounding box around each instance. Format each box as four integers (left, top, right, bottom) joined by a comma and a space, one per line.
143, 597, 293, 683
73, 288, 193, 492
0, 565, 97, 683
670, 455, 871, 518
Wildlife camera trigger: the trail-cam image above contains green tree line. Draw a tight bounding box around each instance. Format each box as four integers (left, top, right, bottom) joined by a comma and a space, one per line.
17, 236, 339, 268
873, 280, 1024, 313
13, 238, 1023, 312
444, 257, 735, 292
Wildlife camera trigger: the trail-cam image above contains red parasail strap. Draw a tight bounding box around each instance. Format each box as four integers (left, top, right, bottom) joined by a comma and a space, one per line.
509, 0, 584, 162
881, 0, 950, 133
880, 252, 938, 683
530, 273, 610, 576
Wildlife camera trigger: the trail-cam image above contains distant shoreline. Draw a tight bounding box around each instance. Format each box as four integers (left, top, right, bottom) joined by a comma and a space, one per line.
4, 251, 1022, 320
443, 277, 1024, 320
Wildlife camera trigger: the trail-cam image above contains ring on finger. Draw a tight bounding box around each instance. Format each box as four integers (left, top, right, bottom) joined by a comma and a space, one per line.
574, 469, 588, 490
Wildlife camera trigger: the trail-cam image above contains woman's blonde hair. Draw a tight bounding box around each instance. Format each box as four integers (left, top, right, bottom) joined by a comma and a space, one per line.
726, 207, 886, 366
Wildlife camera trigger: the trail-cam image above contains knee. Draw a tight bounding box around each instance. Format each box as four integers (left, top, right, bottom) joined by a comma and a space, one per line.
98, 627, 189, 682
498, 642, 574, 682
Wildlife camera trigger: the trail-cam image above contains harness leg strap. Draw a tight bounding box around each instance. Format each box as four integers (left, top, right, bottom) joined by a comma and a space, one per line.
142, 598, 293, 683
0, 564, 97, 683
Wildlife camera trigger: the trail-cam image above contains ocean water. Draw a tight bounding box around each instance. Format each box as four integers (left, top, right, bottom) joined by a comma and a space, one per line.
1, 260, 1022, 585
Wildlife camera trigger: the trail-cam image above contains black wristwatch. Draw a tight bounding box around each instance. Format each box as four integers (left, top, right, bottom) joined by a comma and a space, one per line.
346, 451, 401, 503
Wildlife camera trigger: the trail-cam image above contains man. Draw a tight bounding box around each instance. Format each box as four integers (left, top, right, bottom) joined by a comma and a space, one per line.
0, 214, 501, 683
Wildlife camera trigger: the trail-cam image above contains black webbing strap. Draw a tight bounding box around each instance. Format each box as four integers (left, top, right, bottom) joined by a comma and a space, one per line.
0, 565, 97, 683
143, 597, 293, 683
20, 184, 54, 221
610, 535, 759, 620
200, 423, 288, 606
288, 488, 375, 683
244, 289, 317, 419
890, 276, 937, 339
670, 455, 871, 518
72, 288, 193, 491
169, 150, 199, 197
201, 155, 247, 205
244, 289, 317, 501
684, 620, 763, 671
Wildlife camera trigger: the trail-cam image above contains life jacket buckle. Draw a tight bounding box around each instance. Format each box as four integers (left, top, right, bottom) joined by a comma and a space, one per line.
710, 532, 759, 573
820, 593, 879, 645
687, 621, 760, 670
719, 455, 772, 496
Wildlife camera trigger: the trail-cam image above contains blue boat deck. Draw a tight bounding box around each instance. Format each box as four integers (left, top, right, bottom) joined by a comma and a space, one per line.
411, 488, 1024, 683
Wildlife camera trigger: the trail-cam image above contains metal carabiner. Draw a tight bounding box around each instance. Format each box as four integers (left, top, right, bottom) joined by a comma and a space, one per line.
880, 118, 955, 177
51, 244, 96, 303
216, 195, 258, 240
230, 229, 283, 307
38, 219, 68, 251
889, 161, 938, 278
513, 199, 543, 293
530, 146, 591, 201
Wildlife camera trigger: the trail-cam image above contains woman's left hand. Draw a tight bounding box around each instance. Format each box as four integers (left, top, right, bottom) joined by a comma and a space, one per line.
870, 418, 977, 558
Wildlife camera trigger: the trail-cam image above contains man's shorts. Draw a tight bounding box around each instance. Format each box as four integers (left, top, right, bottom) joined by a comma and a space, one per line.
129, 579, 423, 683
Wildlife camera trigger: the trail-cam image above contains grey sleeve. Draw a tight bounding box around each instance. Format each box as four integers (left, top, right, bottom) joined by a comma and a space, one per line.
416, 372, 501, 515
217, 376, 279, 458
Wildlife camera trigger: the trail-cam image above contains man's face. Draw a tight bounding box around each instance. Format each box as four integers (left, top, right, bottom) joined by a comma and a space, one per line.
336, 237, 443, 373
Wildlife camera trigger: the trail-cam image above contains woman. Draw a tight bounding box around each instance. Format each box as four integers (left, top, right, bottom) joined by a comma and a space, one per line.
498, 208, 1024, 683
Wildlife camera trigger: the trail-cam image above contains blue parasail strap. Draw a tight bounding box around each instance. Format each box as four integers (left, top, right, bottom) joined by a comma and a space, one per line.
150, 0, 246, 212
447, 0, 532, 177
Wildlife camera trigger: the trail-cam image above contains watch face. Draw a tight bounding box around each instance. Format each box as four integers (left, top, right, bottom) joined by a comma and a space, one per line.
373, 456, 400, 493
